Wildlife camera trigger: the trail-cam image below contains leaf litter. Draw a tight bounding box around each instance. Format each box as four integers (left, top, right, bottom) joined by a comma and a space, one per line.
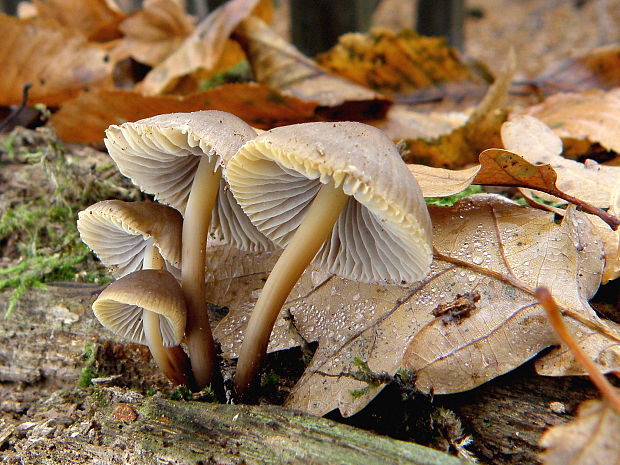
1, 0, 620, 454
215, 194, 619, 416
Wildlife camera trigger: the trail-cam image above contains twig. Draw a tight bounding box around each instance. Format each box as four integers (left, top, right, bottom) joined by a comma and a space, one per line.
0, 83, 32, 133
544, 188, 620, 231
535, 287, 620, 415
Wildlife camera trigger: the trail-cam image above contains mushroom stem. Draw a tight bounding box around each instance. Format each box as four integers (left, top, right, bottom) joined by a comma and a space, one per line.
234, 181, 350, 397
142, 245, 193, 388
182, 156, 221, 390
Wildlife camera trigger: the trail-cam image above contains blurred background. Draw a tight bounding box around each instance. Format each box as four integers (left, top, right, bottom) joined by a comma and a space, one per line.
1, 0, 619, 80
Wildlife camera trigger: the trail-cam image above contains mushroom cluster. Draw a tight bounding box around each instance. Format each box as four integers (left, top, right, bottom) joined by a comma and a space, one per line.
79, 111, 433, 399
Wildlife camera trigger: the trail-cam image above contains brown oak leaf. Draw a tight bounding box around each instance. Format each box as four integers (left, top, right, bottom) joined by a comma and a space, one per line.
214, 195, 617, 417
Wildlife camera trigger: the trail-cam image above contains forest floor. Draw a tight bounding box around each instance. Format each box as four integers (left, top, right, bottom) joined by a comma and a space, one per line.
1, 1, 619, 464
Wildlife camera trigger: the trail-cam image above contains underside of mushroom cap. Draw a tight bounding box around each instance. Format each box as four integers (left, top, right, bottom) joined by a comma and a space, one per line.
92, 270, 186, 347
104, 111, 272, 252
78, 200, 182, 277
226, 122, 433, 284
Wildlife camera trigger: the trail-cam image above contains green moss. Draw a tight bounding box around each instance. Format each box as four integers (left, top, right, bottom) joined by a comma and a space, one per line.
90, 386, 109, 408
425, 185, 484, 207
0, 201, 111, 316
170, 385, 193, 401
77, 342, 98, 388
0, 127, 134, 315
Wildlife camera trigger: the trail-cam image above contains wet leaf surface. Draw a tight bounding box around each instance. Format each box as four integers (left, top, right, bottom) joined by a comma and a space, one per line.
214, 195, 617, 417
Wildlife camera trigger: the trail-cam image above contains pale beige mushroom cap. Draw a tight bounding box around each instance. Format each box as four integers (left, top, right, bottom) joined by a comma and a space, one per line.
92, 270, 186, 347
77, 200, 182, 277
226, 122, 433, 284
104, 110, 271, 251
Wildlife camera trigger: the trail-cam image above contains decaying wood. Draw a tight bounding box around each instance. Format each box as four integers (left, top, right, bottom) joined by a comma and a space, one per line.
2, 387, 469, 465
0, 285, 601, 464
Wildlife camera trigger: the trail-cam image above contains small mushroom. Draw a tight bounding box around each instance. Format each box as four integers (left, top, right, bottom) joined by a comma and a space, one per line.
77, 200, 191, 386
104, 111, 270, 389
77, 200, 182, 277
226, 121, 433, 396
92, 269, 189, 386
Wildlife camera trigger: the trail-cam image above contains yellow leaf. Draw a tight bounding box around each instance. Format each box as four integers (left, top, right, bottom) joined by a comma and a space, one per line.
316, 28, 474, 94
525, 89, 620, 157
213, 196, 616, 417
237, 16, 392, 120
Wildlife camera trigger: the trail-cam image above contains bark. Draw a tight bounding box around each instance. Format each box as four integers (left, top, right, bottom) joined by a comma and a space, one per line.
0, 284, 600, 464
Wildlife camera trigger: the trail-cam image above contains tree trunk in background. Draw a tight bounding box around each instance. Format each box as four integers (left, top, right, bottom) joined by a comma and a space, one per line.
290, 0, 379, 56
416, 0, 464, 51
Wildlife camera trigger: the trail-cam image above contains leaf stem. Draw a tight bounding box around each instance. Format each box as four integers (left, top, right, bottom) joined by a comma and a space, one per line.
535, 287, 620, 416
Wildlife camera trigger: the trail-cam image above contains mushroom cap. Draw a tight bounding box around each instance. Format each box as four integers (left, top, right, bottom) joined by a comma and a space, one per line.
226, 122, 433, 284
92, 269, 186, 347
77, 200, 182, 277
104, 110, 271, 251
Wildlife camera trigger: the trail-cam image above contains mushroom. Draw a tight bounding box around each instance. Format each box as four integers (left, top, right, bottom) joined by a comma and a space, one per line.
92, 269, 189, 387
226, 121, 433, 396
77, 199, 191, 386
77, 200, 183, 277
104, 111, 270, 389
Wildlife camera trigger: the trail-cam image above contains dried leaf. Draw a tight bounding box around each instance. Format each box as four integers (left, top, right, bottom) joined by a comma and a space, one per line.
50, 84, 317, 143
400, 50, 514, 168
584, 214, 620, 284
111, 0, 196, 67
315, 28, 474, 95
32, 0, 125, 41
406, 146, 558, 198
0, 14, 113, 106
502, 115, 620, 210
537, 44, 620, 95
138, 0, 268, 95
372, 105, 468, 141
214, 195, 617, 417
236, 16, 392, 120
525, 89, 620, 157
539, 395, 620, 465
407, 164, 480, 198
498, 115, 620, 279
